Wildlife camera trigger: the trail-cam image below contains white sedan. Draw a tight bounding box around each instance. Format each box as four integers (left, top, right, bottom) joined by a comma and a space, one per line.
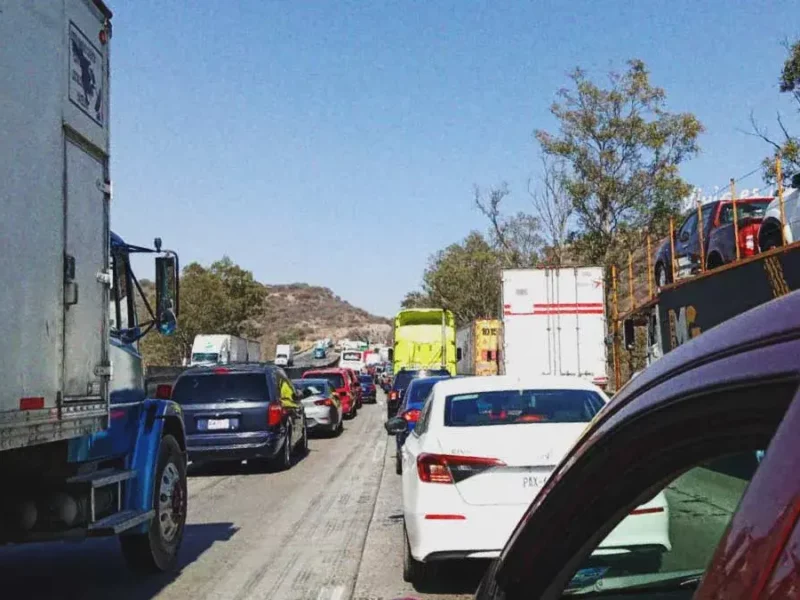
385, 375, 670, 586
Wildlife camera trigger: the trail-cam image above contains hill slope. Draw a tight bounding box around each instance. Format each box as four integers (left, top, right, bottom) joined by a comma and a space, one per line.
257, 284, 392, 357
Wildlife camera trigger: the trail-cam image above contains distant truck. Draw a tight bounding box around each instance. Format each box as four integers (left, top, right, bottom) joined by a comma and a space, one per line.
274, 344, 295, 367
391, 309, 458, 376
339, 349, 366, 372
456, 319, 502, 376
500, 268, 608, 388
0, 0, 187, 571
189, 334, 261, 367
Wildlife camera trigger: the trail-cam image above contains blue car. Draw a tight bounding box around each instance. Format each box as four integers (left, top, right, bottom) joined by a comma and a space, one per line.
392, 375, 451, 474
313, 346, 327, 359
359, 374, 377, 403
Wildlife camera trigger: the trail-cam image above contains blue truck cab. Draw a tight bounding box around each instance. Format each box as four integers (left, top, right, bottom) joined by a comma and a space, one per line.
314, 346, 327, 360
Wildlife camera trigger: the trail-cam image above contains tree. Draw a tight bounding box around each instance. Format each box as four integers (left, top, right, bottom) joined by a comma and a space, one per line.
536, 59, 703, 266
403, 232, 503, 326
138, 258, 266, 366
752, 38, 800, 185
474, 184, 544, 267
528, 156, 574, 267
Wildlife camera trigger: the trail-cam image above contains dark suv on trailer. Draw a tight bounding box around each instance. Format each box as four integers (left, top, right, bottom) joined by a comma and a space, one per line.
386, 367, 450, 419
172, 364, 308, 470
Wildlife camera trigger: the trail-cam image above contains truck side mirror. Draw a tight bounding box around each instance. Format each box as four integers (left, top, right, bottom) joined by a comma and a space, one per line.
155, 255, 179, 335
623, 319, 635, 350
457, 348, 463, 361
387, 348, 393, 363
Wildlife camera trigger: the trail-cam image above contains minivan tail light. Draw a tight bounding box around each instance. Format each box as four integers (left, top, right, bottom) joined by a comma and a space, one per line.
416, 453, 506, 485
738, 223, 760, 258
267, 403, 283, 427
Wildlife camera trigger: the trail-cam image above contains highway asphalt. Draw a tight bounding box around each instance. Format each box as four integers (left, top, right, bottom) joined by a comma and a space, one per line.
0, 389, 746, 600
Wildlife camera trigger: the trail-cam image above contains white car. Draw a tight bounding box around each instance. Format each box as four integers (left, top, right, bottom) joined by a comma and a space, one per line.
759, 187, 799, 250
293, 378, 344, 436
387, 375, 670, 585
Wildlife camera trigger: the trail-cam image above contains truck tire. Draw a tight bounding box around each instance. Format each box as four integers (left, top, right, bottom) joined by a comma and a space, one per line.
120, 434, 186, 573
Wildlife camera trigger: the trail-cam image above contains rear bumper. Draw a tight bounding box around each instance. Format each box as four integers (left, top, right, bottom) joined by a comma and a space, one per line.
187, 431, 283, 462
405, 504, 526, 562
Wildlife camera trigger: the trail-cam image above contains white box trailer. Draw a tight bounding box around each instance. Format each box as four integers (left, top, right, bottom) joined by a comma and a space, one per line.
190, 334, 259, 366
0, 0, 112, 449
500, 268, 608, 387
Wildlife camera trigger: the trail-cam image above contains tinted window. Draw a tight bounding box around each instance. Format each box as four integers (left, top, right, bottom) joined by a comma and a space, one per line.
191, 352, 218, 363
444, 389, 605, 427
342, 351, 362, 361
306, 372, 345, 389
293, 379, 331, 395
718, 200, 771, 224
406, 378, 447, 407
393, 369, 450, 391
173, 373, 270, 404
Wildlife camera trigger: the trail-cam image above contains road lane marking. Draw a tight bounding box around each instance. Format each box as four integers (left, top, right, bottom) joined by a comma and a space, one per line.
372, 441, 384, 463
330, 585, 345, 600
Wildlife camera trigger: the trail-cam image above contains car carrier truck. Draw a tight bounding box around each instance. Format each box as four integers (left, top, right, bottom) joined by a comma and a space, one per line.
621, 241, 800, 372
0, 0, 187, 572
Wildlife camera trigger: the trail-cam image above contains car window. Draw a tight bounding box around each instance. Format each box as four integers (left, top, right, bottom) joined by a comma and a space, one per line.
172, 373, 270, 404
678, 212, 698, 240
342, 351, 362, 362
306, 373, 345, 389
413, 394, 435, 437
444, 389, 605, 427
496, 380, 795, 599
406, 379, 443, 407
562, 453, 762, 596
718, 200, 771, 225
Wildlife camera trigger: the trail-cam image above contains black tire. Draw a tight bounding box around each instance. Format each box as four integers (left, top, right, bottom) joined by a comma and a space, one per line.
273, 426, 292, 471
296, 418, 309, 456
629, 550, 664, 574
705, 252, 724, 270
395, 452, 402, 475
120, 434, 187, 573
761, 225, 784, 252
402, 525, 429, 586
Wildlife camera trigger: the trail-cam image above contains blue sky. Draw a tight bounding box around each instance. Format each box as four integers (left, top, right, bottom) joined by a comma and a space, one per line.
110, 0, 798, 317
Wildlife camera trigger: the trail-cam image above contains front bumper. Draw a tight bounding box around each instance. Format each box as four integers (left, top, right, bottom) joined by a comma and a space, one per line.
187, 431, 283, 462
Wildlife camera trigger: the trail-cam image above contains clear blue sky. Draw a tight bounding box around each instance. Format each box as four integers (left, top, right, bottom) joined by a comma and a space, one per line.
110, 0, 797, 317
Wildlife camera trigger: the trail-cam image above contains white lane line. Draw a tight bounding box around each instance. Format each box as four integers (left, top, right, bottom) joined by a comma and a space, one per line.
330, 585, 346, 600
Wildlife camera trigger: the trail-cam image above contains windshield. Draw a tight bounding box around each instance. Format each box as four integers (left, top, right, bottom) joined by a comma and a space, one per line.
718, 199, 771, 224
191, 352, 219, 363
172, 373, 270, 404
306, 373, 345, 389
393, 369, 450, 391
342, 351, 363, 362
444, 389, 605, 427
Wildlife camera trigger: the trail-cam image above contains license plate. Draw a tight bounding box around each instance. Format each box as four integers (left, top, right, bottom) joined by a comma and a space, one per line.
522, 474, 549, 489
207, 419, 230, 430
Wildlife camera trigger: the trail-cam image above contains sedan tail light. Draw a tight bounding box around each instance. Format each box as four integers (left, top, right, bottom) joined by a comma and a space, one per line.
267, 402, 283, 427
315, 398, 334, 407
416, 453, 506, 484
402, 409, 421, 423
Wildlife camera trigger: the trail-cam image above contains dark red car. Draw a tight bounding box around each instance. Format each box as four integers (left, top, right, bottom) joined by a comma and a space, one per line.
473, 289, 800, 599
302, 368, 358, 418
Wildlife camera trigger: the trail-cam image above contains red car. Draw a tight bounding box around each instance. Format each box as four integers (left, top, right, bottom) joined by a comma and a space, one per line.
474, 289, 800, 599
343, 368, 363, 410
302, 368, 358, 418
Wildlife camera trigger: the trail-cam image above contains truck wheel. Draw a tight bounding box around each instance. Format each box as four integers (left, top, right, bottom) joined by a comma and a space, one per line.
761, 226, 784, 251
120, 435, 186, 573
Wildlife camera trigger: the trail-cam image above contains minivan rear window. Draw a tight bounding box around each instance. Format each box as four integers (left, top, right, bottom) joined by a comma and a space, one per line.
444, 389, 605, 427
172, 373, 271, 405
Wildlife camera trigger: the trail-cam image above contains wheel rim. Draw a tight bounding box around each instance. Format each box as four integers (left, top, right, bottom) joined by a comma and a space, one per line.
158, 462, 184, 543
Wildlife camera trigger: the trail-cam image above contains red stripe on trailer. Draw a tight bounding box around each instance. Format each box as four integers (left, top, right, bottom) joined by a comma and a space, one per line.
534, 308, 604, 315
533, 303, 603, 309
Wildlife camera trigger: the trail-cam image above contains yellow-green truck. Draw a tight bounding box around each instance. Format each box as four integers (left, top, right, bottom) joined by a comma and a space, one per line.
391, 309, 458, 375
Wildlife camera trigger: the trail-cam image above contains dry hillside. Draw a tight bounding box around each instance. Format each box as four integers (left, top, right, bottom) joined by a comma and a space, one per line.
257, 284, 392, 358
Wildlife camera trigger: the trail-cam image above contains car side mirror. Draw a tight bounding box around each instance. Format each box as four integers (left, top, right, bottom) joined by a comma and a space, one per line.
457, 348, 463, 361
623, 319, 635, 351
387, 348, 393, 363
384, 416, 408, 435
155, 384, 172, 399
155, 254, 179, 335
